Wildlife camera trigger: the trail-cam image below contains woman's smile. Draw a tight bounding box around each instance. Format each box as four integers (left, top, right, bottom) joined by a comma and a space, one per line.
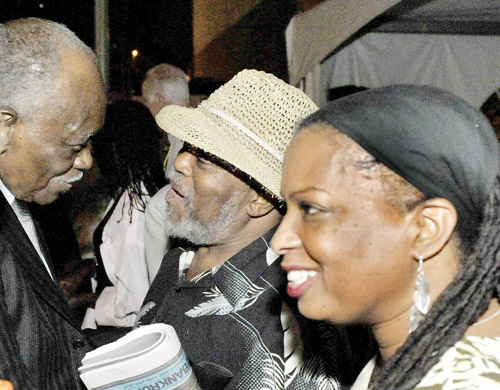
283, 268, 318, 298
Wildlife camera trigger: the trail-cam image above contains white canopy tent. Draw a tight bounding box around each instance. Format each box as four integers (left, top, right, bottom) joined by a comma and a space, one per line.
287, 0, 500, 108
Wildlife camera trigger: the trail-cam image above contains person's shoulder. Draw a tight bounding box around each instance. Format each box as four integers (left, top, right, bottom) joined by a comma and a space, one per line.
416, 336, 500, 389
460, 336, 500, 354
144, 246, 187, 300
444, 336, 500, 365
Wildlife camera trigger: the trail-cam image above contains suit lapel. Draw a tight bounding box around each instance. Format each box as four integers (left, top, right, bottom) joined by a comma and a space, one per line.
30, 210, 59, 280
0, 192, 81, 329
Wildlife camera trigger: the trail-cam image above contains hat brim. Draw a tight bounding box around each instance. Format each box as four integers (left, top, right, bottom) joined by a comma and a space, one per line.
155, 105, 282, 199
156, 105, 220, 155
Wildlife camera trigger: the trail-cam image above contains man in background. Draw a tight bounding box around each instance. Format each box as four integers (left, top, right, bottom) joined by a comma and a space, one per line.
0, 18, 106, 389
141, 63, 190, 173
141, 63, 191, 282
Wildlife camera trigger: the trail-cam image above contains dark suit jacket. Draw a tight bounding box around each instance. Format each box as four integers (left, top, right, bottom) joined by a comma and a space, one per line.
0, 191, 93, 390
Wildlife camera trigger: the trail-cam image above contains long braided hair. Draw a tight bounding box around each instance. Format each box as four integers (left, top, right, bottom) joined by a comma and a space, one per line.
371, 171, 500, 389
92, 100, 167, 218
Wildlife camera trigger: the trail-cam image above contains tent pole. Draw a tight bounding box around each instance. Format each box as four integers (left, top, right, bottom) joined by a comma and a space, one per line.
94, 0, 110, 89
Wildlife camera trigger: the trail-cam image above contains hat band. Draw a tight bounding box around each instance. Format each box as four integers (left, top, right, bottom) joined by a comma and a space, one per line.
203, 106, 282, 161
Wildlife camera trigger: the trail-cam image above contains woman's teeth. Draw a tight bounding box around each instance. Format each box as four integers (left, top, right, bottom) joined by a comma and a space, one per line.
287, 270, 318, 285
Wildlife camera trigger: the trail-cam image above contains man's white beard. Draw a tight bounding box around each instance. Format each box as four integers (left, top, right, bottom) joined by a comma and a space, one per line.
164, 189, 244, 247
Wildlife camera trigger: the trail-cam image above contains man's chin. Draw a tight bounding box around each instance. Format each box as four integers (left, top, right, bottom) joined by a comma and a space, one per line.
165, 204, 186, 223
29, 188, 65, 205
165, 219, 207, 247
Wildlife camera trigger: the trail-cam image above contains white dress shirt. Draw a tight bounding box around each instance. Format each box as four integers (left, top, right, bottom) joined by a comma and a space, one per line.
82, 185, 150, 329
0, 179, 54, 281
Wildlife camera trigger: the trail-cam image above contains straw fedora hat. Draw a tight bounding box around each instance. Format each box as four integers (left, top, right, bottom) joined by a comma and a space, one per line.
155, 69, 317, 201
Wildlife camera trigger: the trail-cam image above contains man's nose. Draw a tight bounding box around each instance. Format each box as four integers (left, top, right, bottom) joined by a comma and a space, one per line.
73, 146, 93, 170
173, 151, 195, 176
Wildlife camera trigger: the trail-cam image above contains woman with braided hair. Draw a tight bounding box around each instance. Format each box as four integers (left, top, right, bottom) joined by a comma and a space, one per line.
82, 100, 167, 329
271, 85, 500, 389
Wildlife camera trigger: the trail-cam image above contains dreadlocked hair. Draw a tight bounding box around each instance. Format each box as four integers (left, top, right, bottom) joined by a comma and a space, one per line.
371, 172, 500, 390
92, 100, 167, 219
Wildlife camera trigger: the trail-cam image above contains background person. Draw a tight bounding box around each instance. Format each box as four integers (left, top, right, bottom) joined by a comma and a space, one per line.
0, 17, 106, 389
82, 100, 167, 328
141, 63, 191, 282
271, 85, 500, 389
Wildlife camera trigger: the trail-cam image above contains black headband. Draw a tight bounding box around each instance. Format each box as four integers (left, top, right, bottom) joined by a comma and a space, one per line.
301, 85, 500, 237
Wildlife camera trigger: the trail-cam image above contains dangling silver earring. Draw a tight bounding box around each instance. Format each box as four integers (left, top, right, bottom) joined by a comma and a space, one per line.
409, 255, 430, 333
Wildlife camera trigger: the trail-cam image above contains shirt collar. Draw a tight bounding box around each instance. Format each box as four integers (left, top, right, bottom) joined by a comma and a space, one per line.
212, 226, 282, 306
0, 178, 16, 206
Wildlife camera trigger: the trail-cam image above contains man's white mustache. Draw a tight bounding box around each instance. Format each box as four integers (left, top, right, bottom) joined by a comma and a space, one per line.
65, 171, 84, 183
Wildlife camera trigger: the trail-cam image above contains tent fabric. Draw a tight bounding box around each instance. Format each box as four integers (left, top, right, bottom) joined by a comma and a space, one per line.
286, 0, 401, 86
320, 33, 500, 108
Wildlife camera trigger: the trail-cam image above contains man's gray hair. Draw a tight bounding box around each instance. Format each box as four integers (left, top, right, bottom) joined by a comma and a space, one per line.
142, 63, 190, 107
0, 18, 98, 118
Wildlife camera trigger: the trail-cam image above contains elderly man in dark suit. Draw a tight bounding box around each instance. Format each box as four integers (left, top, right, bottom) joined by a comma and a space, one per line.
0, 18, 106, 389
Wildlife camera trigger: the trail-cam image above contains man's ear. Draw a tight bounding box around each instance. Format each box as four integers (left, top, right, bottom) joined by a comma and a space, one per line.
155, 93, 167, 107
247, 192, 275, 218
0, 107, 17, 154
410, 198, 457, 259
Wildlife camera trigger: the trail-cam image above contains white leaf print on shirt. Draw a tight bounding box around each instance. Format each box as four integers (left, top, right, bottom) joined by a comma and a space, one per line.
261, 352, 286, 389
185, 284, 265, 318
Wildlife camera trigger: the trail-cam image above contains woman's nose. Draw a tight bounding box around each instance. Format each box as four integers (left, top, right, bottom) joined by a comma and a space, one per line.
271, 213, 302, 255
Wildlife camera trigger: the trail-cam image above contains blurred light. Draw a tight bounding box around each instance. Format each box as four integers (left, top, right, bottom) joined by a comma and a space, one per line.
39, 3, 44, 8
131, 49, 139, 58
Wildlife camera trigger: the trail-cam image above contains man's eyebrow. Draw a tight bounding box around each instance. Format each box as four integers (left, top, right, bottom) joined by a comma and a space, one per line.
184, 144, 218, 165
65, 133, 92, 145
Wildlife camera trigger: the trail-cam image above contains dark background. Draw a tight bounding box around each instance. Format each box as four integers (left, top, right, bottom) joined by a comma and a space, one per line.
2, 0, 193, 95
